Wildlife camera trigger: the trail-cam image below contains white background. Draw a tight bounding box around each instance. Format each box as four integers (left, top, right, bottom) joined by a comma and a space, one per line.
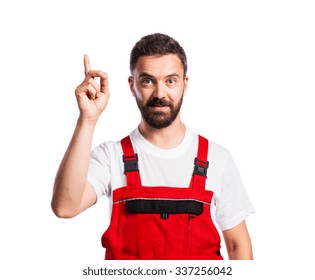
1, 0, 314, 279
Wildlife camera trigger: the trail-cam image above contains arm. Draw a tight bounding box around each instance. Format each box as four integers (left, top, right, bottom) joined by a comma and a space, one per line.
51, 55, 110, 218
222, 220, 253, 260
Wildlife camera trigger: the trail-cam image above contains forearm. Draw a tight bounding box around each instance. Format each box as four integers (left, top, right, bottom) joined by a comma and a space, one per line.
52, 117, 96, 217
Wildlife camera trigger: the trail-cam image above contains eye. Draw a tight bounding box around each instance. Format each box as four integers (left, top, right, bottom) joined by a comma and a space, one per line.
142, 78, 153, 85
167, 78, 177, 85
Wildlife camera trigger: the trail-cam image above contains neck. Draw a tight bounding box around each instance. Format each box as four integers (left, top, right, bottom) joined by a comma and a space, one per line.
138, 116, 186, 149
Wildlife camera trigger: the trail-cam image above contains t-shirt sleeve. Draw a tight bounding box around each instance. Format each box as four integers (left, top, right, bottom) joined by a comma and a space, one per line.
215, 152, 255, 231
87, 143, 111, 199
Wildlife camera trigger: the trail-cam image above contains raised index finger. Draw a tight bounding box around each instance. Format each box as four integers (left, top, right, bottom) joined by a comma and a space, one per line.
84, 54, 91, 75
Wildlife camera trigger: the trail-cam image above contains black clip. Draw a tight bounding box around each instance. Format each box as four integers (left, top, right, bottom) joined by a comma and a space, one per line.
193, 158, 209, 177
123, 154, 139, 173
161, 213, 169, 219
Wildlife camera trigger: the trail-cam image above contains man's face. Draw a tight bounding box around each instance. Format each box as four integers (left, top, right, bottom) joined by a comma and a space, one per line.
129, 54, 188, 129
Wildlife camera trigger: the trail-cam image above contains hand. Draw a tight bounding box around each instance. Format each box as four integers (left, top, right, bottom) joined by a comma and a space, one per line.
75, 54, 109, 122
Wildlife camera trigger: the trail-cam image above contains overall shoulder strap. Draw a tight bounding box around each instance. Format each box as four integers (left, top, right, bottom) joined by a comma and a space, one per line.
121, 136, 142, 187
189, 135, 209, 190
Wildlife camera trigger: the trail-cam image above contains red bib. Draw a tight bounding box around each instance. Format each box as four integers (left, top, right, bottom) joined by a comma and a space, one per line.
101, 135, 223, 260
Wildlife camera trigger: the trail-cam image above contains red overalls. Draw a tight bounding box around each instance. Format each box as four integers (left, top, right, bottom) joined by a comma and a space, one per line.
101, 135, 223, 260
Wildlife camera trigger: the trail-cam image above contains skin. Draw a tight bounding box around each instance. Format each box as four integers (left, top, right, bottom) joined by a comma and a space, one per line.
128, 54, 188, 148
51, 54, 253, 259
51, 55, 107, 218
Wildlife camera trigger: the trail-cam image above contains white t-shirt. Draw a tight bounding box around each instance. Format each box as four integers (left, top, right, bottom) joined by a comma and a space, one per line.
88, 127, 254, 231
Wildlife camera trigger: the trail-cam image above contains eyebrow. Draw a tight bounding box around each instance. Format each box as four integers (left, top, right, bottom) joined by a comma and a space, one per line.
138, 72, 180, 79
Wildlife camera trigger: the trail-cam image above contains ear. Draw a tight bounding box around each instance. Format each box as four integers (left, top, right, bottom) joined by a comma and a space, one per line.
128, 76, 136, 97
183, 75, 189, 96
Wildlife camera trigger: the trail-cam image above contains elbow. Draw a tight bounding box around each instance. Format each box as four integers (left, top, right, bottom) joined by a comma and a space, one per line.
51, 200, 78, 219
226, 244, 254, 260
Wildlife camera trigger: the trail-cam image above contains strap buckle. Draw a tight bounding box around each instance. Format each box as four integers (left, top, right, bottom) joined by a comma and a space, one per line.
193, 157, 209, 177
123, 154, 139, 174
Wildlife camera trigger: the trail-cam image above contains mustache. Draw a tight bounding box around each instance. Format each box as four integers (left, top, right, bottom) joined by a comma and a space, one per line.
146, 97, 171, 107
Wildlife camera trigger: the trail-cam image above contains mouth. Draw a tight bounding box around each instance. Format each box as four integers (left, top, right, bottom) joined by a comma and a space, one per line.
149, 105, 170, 111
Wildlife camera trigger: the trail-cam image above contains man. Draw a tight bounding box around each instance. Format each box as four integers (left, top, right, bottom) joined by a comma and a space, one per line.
52, 33, 254, 260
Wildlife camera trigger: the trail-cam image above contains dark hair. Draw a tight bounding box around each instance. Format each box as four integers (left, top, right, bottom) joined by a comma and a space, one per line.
129, 33, 187, 76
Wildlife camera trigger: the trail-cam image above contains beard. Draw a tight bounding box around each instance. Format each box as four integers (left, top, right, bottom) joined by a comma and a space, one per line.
136, 94, 184, 129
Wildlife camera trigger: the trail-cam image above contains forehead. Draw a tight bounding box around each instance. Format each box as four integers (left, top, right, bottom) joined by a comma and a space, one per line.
133, 54, 184, 77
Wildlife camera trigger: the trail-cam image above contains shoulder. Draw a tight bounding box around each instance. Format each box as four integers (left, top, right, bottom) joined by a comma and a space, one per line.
90, 140, 122, 163
208, 140, 230, 163
189, 130, 233, 179
91, 129, 140, 160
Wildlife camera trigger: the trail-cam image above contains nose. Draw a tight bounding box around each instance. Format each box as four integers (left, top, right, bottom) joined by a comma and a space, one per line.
152, 82, 166, 99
